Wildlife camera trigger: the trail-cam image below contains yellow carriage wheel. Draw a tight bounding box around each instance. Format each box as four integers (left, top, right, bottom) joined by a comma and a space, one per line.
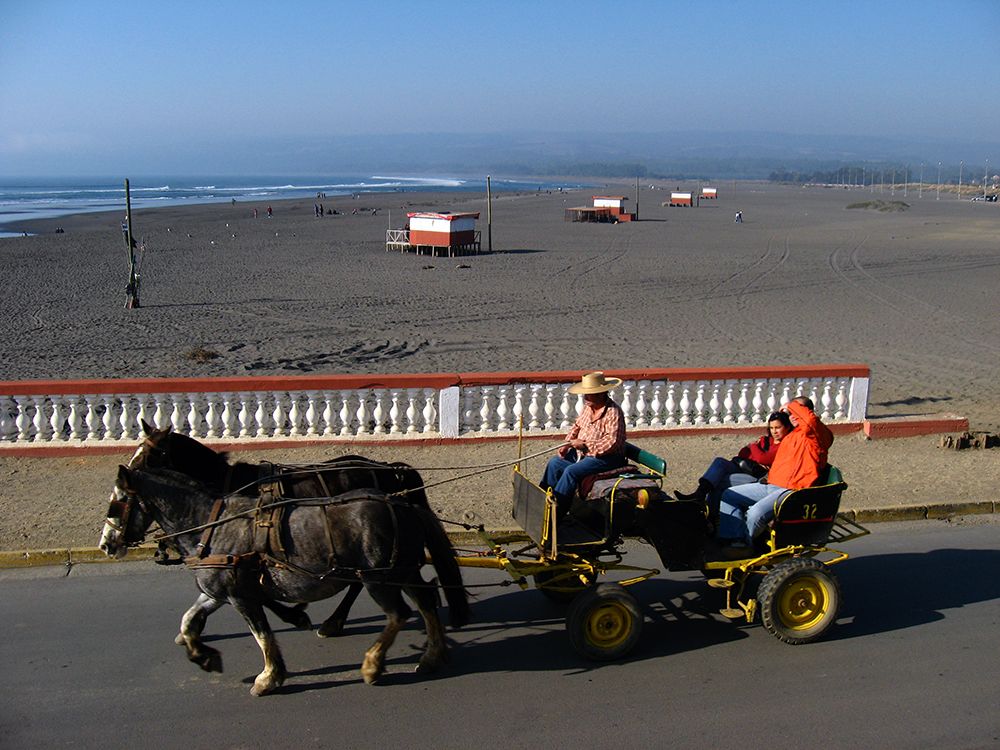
758, 558, 841, 644
567, 583, 643, 661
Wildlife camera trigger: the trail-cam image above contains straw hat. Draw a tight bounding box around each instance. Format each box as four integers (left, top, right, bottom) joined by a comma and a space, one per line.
568, 371, 622, 395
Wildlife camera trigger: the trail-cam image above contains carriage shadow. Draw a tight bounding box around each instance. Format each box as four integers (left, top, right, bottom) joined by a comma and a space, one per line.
824, 548, 1000, 641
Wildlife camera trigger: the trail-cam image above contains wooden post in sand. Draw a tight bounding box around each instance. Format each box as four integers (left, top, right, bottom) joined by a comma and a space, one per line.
635, 176, 639, 221
123, 178, 140, 309
486, 175, 493, 253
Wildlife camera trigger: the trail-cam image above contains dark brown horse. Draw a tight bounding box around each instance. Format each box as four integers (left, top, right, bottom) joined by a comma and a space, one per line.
118, 422, 431, 639
102, 465, 469, 695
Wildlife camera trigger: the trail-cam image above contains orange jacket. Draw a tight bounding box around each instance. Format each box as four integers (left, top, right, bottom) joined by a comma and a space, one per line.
766, 401, 833, 490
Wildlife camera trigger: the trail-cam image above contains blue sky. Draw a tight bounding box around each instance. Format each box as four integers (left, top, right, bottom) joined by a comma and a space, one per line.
1, 0, 998, 175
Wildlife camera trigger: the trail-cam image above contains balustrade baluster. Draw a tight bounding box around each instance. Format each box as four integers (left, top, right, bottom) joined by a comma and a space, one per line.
752, 381, 764, 423
322, 392, 335, 436
405, 389, 419, 433
479, 387, 493, 432
188, 395, 203, 438
496, 386, 510, 432
169, 397, 184, 433
620, 382, 634, 428
707, 382, 721, 425
635, 381, 649, 428
462, 388, 476, 433
834, 378, 848, 420
511, 385, 525, 432
693, 383, 706, 426
765, 381, 779, 415
357, 390, 370, 435
204, 396, 219, 439
305, 391, 320, 437
528, 385, 542, 430
221, 393, 236, 438
736, 383, 750, 423
558, 389, 572, 430
422, 388, 436, 433
66, 397, 82, 441
0, 397, 14, 441
372, 392, 386, 435
339, 392, 353, 436
119, 396, 133, 440
49, 396, 66, 441
821, 380, 833, 420
101, 395, 116, 440
32, 395, 48, 442
270, 395, 285, 437
238, 393, 253, 438
649, 382, 663, 427
14, 396, 30, 441
678, 386, 692, 426
722, 382, 735, 424
389, 391, 402, 434
288, 393, 302, 437
664, 384, 676, 426
84, 395, 100, 440
254, 394, 268, 438
544, 386, 556, 430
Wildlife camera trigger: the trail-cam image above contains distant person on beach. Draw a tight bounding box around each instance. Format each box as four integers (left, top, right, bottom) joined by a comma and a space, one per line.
267, 206, 272, 218
735, 210, 743, 223
253, 208, 258, 219
319, 203, 324, 216
716, 397, 833, 547
540, 372, 627, 517
314, 203, 320, 217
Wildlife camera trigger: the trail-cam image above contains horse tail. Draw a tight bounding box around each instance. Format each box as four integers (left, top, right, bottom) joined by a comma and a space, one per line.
415, 507, 469, 629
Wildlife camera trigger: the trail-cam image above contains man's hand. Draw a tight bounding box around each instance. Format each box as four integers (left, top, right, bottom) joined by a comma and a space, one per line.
569, 439, 587, 452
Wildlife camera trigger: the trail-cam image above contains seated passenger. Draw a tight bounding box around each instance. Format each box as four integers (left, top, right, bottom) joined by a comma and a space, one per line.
675, 411, 793, 525
716, 397, 833, 548
541, 371, 627, 516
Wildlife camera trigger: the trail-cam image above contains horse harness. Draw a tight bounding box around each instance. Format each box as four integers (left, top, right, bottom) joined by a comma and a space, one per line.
182, 462, 407, 581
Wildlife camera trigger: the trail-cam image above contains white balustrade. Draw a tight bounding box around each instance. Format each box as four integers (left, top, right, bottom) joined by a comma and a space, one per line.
0, 370, 869, 447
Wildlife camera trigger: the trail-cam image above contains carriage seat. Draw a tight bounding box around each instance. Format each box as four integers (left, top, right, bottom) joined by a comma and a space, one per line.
576, 442, 667, 500
769, 466, 847, 548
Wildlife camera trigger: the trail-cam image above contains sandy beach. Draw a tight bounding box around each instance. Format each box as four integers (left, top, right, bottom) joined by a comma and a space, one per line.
1, 182, 999, 551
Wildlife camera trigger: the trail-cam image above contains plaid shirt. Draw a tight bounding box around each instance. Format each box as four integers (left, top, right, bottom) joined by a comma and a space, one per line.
566, 397, 626, 458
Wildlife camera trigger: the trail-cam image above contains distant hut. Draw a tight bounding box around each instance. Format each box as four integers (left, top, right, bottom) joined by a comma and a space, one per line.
565, 195, 636, 223
387, 211, 481, 257
664, 191, 693, 207
701, 187, 718, 199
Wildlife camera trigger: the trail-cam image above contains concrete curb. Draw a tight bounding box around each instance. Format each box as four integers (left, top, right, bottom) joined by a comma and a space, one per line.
2, 502, 996, 569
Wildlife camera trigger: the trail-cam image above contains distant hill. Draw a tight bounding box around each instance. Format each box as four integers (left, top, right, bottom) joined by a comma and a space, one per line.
233, 130, 999, 181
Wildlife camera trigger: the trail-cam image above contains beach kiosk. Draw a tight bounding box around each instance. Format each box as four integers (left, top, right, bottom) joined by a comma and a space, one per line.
664, 191, 693, 207
386, 211, 481, 257
565, 195, 636, 223
701, 187, 718, 199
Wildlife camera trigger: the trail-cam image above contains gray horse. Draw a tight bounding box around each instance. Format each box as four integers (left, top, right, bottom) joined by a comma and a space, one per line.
102, 465, 469, 696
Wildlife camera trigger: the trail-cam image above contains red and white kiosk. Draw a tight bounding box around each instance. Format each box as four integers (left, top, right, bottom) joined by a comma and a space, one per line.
387, 211, 482, 257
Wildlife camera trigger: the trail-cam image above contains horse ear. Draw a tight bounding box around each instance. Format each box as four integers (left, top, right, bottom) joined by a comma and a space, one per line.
117, 465, 132, 485
141, 419, 154, 436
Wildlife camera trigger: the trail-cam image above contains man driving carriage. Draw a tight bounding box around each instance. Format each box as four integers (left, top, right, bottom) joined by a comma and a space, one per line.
541, 372, 628, 516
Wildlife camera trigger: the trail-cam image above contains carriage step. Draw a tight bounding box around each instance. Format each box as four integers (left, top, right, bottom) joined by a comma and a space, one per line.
707, 578, 735, 589
720, 607, 745, 619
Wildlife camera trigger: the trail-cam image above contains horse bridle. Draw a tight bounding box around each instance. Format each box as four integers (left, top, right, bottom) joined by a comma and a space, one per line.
106, 482, 151, 548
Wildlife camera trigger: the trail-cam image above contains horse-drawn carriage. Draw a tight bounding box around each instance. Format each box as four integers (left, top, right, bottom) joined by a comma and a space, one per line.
458, 440, 869, 660
101, 424, 869, 694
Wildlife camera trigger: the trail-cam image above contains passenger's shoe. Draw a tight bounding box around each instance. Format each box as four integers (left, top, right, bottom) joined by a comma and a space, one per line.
706, 538, 755, 561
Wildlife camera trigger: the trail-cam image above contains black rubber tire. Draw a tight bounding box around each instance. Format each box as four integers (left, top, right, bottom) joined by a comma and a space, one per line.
534, 569, 596, 603
758, 557, 841, 644
566, 583, 643, 661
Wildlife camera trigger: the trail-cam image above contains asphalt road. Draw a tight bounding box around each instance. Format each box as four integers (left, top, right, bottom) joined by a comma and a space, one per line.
3, 517, 999, 749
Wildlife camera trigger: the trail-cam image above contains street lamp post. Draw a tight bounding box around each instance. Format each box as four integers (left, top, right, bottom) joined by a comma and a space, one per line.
958, 161, 963, 199
937, 162, 941, 200
903, 165, 908, 197
919, 163, 924, 198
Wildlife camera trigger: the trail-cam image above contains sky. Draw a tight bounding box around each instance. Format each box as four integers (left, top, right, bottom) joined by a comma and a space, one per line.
1, 0, 998, 175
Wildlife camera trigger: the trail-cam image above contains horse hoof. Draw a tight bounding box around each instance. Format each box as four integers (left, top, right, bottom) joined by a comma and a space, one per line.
250, 673, 284, 696
317, 619, 346, 638
288, 604, 312, 630
361, 669, 381, 685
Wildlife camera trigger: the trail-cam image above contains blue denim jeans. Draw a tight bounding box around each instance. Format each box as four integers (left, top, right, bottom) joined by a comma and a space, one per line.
541, 450, 626, 504
717, 481, 791, 543
703, 456, 757, 522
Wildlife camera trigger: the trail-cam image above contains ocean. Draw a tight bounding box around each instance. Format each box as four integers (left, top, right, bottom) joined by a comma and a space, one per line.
0, 175, 586, 237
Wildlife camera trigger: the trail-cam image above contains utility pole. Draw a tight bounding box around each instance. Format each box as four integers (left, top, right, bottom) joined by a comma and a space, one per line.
635, 176, 639, 220
486, 175, 493, 253
958, 161, 963, 199
123, 178, 140, 309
